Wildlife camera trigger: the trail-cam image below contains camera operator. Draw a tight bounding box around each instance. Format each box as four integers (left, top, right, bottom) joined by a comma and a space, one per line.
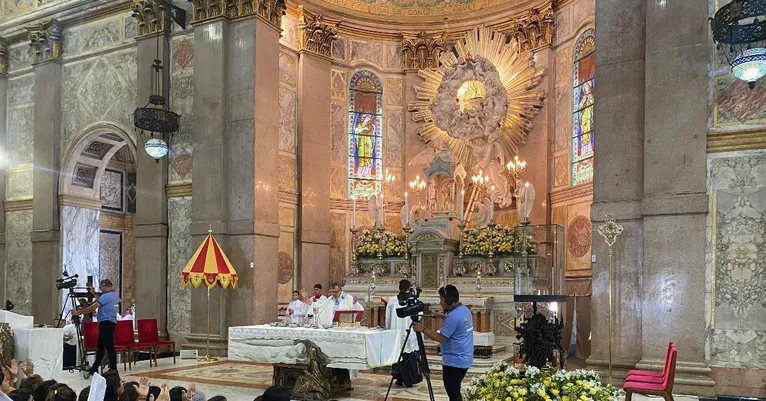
72, 279, 120, 377
386, 280, 422, 387
412, 285, 473, 401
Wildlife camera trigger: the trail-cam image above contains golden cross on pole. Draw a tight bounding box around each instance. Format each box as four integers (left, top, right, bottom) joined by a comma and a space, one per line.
597, 214, 623, 385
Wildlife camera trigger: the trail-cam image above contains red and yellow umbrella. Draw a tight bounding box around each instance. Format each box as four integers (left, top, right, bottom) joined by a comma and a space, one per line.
181, 231, 238, 289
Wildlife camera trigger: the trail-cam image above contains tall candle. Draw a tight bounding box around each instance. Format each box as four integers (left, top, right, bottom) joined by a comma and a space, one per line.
459, 190, 465, 220
404, 192, 409, 227
378, 193, 384, 229
490, 185, 495, 222
352, 195, 356, 230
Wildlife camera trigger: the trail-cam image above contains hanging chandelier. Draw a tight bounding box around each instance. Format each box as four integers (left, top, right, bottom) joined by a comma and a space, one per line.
711, 0, 766, 89
133, 58, 179, 161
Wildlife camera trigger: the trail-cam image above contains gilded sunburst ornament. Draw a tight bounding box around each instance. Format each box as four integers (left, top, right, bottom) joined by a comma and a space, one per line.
408, 26, 546, 207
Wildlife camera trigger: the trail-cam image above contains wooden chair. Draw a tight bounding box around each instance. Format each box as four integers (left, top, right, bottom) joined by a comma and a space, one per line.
624, 347, 677, 401
137, 319, 176, 365
626, 341, 675, 383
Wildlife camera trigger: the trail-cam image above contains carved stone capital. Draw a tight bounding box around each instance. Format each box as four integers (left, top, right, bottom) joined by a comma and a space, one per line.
25, 19, 62, 64
0, 39, 8, 76
401, 31, 444, 70
297, 6, 337, 59
131, 0, 169, 37
253, 0, 285, 30
507, 3, 555, 52
188, 0, 237, 23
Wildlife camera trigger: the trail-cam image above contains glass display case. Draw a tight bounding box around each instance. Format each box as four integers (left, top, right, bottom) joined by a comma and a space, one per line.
512, 224, 565, 296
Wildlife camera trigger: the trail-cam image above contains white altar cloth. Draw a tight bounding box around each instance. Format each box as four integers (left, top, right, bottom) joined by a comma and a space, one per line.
0, 311, 34, 330
228, 325, 400, 371
14, 328, 64, 381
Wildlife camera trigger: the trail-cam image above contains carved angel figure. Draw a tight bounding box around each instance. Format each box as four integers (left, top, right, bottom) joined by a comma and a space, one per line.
472, 197, 493, 228
517, 182, 536, 224
368, 195, 379, 228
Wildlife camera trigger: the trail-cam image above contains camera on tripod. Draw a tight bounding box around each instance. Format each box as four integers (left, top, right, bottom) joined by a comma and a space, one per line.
396, 285, 424, 319
56, 271, 79, 290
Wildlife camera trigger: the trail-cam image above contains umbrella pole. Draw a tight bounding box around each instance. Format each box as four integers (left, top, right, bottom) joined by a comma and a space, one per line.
199, 286, 218, 362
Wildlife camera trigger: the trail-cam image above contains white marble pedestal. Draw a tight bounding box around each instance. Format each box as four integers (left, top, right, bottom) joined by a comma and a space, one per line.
14, 328, 64, 381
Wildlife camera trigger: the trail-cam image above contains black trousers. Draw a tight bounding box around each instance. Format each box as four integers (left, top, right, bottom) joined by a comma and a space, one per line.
91, 321, 117, 372
63, 343, 77, 369
442, 365, 468, 401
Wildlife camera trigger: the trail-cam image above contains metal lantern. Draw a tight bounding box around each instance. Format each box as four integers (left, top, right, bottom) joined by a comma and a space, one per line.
133, 59, 179, 161
711, 0, 766, 88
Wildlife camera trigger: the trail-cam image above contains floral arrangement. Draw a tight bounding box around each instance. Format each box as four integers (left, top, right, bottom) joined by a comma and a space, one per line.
460, 225, 538, 258
463, 364, 621, 401
355, 230, 409, 259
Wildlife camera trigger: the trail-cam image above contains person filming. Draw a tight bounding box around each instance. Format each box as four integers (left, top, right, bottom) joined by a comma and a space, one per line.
412, 285, 473, 401
72, 279, 120, 377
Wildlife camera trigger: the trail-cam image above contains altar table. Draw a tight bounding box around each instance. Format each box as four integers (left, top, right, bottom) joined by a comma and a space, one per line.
228, 325, 401, 371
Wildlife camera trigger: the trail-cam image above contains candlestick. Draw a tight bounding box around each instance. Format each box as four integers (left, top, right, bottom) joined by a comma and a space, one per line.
459, 189, 465, 221
404, 192, 409, 227
378, 193, 384, 229
352, 195, 356, 230
490, 185, 495, 223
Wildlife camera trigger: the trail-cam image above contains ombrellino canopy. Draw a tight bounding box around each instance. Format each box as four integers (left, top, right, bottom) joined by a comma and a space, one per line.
181, 232, 238, 289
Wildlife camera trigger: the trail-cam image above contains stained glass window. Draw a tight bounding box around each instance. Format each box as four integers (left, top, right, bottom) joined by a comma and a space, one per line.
572, 28, 595, 186
348, 70, 383, 198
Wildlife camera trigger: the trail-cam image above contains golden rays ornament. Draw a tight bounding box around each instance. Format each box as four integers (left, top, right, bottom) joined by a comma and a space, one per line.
409, 26, 546, 170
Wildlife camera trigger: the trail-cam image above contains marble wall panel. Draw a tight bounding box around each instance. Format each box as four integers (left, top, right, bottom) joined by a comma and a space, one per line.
61, 49, 137, 154
279, 51, 297, 87
565, 202, 592, 277
8, 43, 34, 71
170, 36, 194, 183
277, 205, 295, 304
171, 37, 195, 72
329, 212, 347, 284
555, 6, 573, 45
708, 152, 766, 368
5, 211, 33, 315
573, 0, 595, 26
279, 87, 297, 153
555, 46, 572, 88
385, 111, 404, 169
61, 206, 101, 314
7, 169, 33, 199
100, 169, 124, 211
554, 86, 570, 153
278, 153, 296, 192
330, 165, 346, 199
331, 101, 347, 165
385, 78, 402, 107
350, 40, 383, 67
331, 69, 346, 101
99, 231, 122, 296
554, 154, 569, 188
280, 15, 297, 48
332, 37, 346, 61
124, 13, 137, 40
168, 197, 192, 333
7, 75, 34, 107
385, 44, 402, 70
63, 16, 124, 58
7, 107, 34, 165
122, 223, 135, 302
713, 75, 766, 127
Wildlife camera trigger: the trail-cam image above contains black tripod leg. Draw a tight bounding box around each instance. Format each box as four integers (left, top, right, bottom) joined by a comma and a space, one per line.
415, 331, 436, 401
384, 323, 416, 401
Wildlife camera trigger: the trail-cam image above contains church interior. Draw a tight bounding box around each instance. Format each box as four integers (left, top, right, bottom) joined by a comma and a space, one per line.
0, 0, 764, 400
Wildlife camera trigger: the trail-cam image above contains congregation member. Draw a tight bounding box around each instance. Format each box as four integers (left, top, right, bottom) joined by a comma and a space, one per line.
287, 291, 308, 323
413, 285, 473, 401
385, 280, 422, 387
313, 282, 363, 327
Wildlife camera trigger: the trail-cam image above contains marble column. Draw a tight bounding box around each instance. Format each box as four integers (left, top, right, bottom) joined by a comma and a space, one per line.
639, 0, 714, 394
587, 0, 646, 381
133, 4, 169, 336
401, 33, 443, 192
296, 8, 336, 291
0, 40, 7, 305
28, 20, 63, 324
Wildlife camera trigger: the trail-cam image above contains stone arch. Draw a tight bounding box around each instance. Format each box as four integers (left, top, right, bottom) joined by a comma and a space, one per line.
60, 122, 137, 202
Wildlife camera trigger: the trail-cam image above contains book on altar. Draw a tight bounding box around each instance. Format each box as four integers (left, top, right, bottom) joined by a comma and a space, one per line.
333, 310, 364, 323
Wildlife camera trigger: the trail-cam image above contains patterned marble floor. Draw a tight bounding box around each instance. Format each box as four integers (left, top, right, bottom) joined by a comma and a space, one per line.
56, 358, 701, 401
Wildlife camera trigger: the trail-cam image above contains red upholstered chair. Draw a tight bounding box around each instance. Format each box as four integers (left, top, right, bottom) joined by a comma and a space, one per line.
82, 322, 99, 357
624, 347, 677, 401
137, 319, 176, 365
115, 320, 155, 368
626, 341, 675, 383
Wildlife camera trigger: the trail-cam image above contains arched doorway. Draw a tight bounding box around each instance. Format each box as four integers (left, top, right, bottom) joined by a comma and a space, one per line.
58, 123, 137, 319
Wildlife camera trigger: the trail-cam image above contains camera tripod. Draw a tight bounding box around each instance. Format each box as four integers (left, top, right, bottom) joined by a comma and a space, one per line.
57, 288, 89, 373
383, 315, 435, 401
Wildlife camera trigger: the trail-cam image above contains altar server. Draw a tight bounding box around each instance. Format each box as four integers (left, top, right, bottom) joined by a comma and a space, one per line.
287, 291, 309, 323
386, 280, 422, 387
313, 282, 363, 327
311, 284, 327, 303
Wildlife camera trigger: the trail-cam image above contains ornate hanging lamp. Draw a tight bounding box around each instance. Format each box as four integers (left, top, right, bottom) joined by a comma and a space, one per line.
133, 57, 179, 161
711, 0, 766, 89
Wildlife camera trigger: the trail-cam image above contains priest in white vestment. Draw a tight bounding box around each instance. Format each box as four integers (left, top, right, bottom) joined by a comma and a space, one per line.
313, 282, 363, 328
288, 290, 309, 323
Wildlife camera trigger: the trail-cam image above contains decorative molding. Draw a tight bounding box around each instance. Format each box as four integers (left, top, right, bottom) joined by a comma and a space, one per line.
278, 190, 299, 205
166, 182, 192, 197
188, 0, 236, 23
296, 6, 337, 59
255, 0, 286, 31
131, 0, 169, 37
4, 199, 33, 212
550, 182, 593, 205
507, 2, 555, 52
553, 0, 575, 10
401, 31, 444, 70
59, 195, 102, 210
707, 129, 766, 153
25, 19, 62, 63
0, 39, 8, 76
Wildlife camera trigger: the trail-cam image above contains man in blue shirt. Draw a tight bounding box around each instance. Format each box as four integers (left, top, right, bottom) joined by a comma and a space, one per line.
413, 285, 473, 401
73, 279, 120, 377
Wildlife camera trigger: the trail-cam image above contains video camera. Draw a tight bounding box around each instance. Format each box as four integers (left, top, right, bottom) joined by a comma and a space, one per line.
56, 271, 79, 290
396, 285, 424, 319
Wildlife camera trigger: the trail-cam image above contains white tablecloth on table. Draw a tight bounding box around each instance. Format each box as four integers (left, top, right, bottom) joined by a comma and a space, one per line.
228, 325, 401, 370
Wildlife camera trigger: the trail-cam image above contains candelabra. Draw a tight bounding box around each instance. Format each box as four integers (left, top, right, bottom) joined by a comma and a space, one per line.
507, 155, 527, 189
349, 227, 359, 276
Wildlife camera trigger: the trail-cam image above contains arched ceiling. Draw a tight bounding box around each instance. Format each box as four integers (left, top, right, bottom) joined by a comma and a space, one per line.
292, 0, 563, 33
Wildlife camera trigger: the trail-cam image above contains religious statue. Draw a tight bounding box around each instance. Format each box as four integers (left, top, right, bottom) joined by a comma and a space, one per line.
368, 194, 387, 229
516, 182, 536, 224
0, 323, 13, 369
427, 179, 437, 213
292, 342, 334, 400
473, 197, 493, 228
